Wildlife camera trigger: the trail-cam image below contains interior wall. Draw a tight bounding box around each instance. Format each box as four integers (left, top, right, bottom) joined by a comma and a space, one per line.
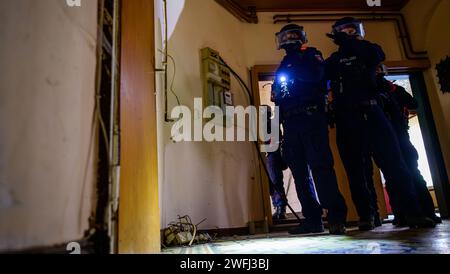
403, 0, 450, 197
158, 0, 263, 230
0, 0, 98, 250
243, 12, 404, 66
424, 0, 450, 179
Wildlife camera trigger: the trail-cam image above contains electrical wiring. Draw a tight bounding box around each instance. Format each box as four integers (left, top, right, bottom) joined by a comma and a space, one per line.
96, 94, 111, 162
158, 49, 182, 108
165, 52, 182, 107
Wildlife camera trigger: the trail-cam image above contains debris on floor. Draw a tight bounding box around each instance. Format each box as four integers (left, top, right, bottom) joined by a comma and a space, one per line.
163, 215, 214, 247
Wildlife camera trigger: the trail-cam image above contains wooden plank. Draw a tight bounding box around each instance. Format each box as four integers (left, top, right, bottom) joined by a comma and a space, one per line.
119, 0, 160, 254
250, 67, 273, 226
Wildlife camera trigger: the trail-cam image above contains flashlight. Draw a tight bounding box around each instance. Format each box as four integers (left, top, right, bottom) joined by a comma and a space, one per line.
277, 74, 290, 99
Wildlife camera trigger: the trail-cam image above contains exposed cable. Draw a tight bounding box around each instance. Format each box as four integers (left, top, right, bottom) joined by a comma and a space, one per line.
163, 215, 212, 247
158, 49, 181, 107
161, 0, 174, 123
96, 95, 111, 159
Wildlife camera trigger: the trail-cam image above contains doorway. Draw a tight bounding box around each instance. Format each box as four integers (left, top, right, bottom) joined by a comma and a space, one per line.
390, 72, 450, 218
251, 65, 387, 226
258, 80, 303, 220
385, 75, 433, 186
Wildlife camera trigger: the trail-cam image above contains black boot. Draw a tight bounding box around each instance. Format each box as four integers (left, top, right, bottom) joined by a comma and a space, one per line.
272, 206, 287, 220
374, 212, 383, 227
272, 210, 280, 220
406, 215, 436, 229
429, 214, 442, 224
329, 223, 346, 235
359, 216, 375, 231
392, 214, 408, 227
278, 206, 287, 220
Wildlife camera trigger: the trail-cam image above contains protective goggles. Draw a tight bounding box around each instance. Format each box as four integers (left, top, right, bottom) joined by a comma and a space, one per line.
332, 22, 365, 38
276, 29, 307, 50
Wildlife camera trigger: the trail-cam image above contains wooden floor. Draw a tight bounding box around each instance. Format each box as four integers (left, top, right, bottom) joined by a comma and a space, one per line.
163, 220, 450, 254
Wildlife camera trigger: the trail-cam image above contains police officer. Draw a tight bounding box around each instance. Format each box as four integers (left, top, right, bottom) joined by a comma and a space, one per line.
273, 24, 348, 235
262, 105, 289, 220
374, 65, 442, 226
362, 155, 384, 227
325, 17, 435, 229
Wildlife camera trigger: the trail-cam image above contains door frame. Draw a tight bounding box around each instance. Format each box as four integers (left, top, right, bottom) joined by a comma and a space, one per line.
250, 65, 278, 226
118, 0, 160, 253
408, 72, 450, 218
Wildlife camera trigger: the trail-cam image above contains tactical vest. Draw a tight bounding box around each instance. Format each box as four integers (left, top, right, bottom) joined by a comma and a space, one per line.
273, 48, 326, 107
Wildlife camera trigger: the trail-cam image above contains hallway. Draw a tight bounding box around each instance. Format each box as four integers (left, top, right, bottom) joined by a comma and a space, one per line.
1, 0, 450, 255
163, 221, 450, 254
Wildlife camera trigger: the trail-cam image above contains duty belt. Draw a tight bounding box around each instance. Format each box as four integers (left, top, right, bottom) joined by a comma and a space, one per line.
281, 105, 319, 120
359, 99, 378, 107
337, 99, 378, 111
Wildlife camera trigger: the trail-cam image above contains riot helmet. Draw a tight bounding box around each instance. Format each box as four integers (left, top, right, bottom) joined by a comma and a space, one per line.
276, 24, 308, 50
332, 17, 365, 38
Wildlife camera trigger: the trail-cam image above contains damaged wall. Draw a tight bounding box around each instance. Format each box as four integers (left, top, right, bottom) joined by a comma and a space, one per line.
157, 0, 263, 230
0, 0, 98, 250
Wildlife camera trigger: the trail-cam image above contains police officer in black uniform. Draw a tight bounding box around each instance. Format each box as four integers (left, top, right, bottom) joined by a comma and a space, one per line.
273, 24, 348, 235
374, 65, 442, 226
325, 17, 435, 229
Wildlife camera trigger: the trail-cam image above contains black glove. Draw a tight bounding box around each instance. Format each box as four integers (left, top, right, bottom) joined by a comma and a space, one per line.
326, 32, 352, 46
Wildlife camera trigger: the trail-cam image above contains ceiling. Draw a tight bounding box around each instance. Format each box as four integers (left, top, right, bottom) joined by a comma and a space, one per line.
227, 0, 409, 11
215, 0, 410, 23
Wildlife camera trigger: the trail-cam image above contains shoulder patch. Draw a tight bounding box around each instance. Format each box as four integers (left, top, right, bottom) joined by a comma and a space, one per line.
305, 47, 324, 62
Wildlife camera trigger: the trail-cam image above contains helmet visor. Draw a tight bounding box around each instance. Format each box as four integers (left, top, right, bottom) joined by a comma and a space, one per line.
276, 29, 307, 50
333, 21, 365, 38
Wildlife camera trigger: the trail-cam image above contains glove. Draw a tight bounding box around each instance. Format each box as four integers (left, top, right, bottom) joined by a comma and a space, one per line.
326, 32, 353, 46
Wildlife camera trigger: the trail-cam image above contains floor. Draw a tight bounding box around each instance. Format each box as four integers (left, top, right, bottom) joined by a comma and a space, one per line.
162, 220, 450, 254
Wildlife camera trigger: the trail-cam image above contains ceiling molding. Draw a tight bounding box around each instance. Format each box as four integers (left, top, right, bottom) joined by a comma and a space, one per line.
215, 0, 410, 23
215, 0, 258, 23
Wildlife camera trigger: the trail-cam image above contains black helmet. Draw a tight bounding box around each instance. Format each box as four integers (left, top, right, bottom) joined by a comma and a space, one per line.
332, 17, 365, 38
276, 24, 308, 50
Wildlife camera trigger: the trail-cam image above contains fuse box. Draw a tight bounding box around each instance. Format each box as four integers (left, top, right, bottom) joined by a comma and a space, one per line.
201, 47, 234, 112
